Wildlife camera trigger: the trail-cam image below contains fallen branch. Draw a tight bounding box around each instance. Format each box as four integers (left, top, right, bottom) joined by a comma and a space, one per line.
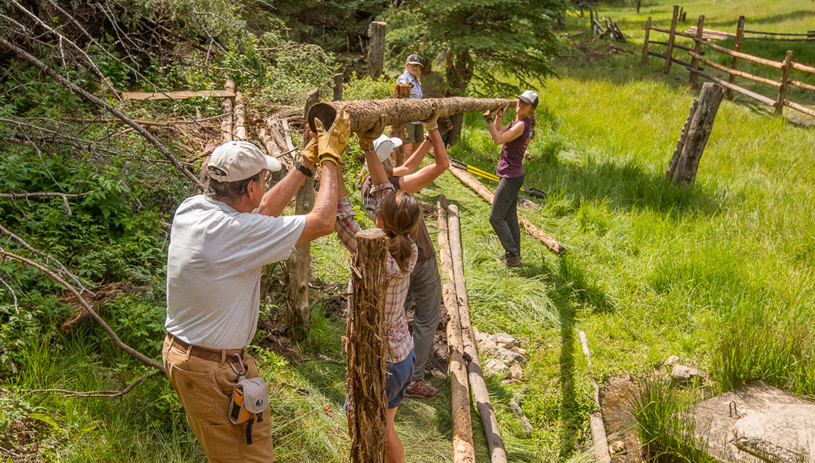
446, 167, 565, 255
578, 331, 611, 463
0, 36, 204, 190
0, 192, 89, 216
21, 371, 162, 398
122, 89, 236, 101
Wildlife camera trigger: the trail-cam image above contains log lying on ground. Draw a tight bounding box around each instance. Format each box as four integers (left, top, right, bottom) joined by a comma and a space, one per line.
578, 331, 612, 463
347, 229, 390, 463
447, 167, 566, 255
121, 89, 237, 101
448, 205, 508, 463
437, 195, 476, 463
307, 97, 516, 133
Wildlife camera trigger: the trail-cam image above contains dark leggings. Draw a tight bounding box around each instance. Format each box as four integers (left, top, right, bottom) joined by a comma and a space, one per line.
489, 174, 524, 257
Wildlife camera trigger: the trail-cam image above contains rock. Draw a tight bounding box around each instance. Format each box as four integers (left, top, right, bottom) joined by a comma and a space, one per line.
484, 358, 510, 375
496, 346, 526, 365
473, 327, 488, 343
609, 440, 626, 455
511, 346, 527, 357
508, 362, 523, 381
478, 338, 498, 353
509, 398, 533, 437
665, 355, 680, 366
671, 364, 704, 380
494, 333, 519, 350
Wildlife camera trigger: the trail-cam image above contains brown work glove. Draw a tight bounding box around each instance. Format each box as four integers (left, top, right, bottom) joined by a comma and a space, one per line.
315, 109, 350, 166
438, 115, 453, 135
299, 138, 319, 164
356, 116, 386, 151
420, 101, 440, 132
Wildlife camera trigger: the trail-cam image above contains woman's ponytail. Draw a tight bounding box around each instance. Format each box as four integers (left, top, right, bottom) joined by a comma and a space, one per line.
379, 190, 421, 273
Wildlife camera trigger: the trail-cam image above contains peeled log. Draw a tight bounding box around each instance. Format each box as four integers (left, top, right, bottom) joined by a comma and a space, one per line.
307, 97, 516, 134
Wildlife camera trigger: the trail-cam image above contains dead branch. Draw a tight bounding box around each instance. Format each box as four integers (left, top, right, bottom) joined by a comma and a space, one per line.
185, 0, 257, 76
21, 371, 162, 398
0, 276, 19, 315
0, 192, 89, 216
0, 247, 163, 373
0, 36, 204, 190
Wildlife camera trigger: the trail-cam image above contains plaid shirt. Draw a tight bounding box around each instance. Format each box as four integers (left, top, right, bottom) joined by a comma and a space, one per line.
335, 183, 416, 363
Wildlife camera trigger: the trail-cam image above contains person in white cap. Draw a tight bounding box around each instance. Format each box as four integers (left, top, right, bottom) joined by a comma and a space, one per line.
397, 53, 425, 158
162, 111, 350, 462
482, 90, 539, 267
357, 104, 449, 400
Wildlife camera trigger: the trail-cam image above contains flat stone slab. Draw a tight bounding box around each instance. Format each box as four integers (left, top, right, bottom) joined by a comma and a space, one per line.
690, 382, 815, 463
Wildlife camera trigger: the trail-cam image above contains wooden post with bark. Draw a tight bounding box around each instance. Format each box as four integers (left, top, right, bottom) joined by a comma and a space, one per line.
689, 16, 705, 87
666, 83, 725, 187
286, 88, 319, 339
347, 229, 390, 463
367, 22, 387, 80
775, 50, 794, 116
641, 17, 652, 66
664, 5, 680, 74
448, 204, 508, 463
726, 16, 746, 101
233, 91, 246, 141
333, 73, 344, 102
389, 83, 412, 167
437, 195, 476, 463
637, 0, 641, 14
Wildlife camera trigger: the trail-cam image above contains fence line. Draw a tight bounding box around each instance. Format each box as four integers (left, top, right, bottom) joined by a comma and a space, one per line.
642, 7, 815, 119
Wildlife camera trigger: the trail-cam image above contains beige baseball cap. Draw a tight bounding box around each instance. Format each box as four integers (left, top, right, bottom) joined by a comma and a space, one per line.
208, 141, 281, 182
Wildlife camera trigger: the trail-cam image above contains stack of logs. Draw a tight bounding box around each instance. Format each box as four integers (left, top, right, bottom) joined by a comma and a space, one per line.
591, 9, 627, 42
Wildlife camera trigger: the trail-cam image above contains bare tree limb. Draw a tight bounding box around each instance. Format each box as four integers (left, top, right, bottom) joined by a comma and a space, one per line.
0, 247, 164, 373
0, 275, 19, 315
22, 371, 162, 397
0, 36, 204, 190
0, 192, 89, 215
185, 0, 257, 76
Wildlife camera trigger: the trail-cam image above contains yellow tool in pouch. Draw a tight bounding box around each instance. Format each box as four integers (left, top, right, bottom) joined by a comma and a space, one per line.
228, 354, 269, 445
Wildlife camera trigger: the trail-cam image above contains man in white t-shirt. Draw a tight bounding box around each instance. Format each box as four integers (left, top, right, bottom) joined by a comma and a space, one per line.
163, 112, 348, 462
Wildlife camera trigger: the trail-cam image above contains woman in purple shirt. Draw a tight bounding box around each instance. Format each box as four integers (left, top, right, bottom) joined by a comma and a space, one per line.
482, 90, 538, 267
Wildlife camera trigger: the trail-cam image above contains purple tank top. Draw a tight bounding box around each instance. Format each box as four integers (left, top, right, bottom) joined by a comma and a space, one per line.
496, 118, 531, 178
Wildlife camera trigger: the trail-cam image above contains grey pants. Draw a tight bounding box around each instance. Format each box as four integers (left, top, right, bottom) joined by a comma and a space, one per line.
489, 174, 524, 257
404, 254, 442, 382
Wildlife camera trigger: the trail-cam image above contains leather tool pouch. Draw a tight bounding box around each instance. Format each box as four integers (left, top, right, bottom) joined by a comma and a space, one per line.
228, 376, 269, 444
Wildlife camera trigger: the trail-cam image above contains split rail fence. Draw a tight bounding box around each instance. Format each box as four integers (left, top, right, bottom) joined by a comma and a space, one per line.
641, 5, 815, 118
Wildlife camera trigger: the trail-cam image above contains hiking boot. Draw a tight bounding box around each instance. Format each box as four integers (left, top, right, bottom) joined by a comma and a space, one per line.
502, 253, 522, 268
405, 380, 439, 399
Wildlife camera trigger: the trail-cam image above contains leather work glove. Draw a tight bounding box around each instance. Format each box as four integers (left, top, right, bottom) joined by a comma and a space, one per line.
299, 138, 319, 164
315, 109, 350, 166
438, 115, 453, 135
420, 101, 440, 132
356, 116, 386, 151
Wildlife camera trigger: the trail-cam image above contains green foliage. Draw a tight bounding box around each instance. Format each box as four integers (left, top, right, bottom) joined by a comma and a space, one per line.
382, 0, 570, 95
342, 75, 398, 101
261, 42, 338, 105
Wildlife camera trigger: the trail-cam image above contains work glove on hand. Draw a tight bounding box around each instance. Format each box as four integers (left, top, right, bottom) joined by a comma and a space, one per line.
299, 138, 319, 164
356, 116, 386, 151
315, 109, 350, 166
438, 115, 453, 135
420, 101, 440, 132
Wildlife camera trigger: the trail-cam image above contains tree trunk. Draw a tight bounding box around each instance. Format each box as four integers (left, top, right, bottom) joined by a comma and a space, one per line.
367, 22, 387, 80
308, 97, 516, 134
448, 205, 508, 463
437, 196, 476, 463
347, 229, 390, 463
668, 83, 725, 187
445, 49, 474, 146
286, 89, 319, 339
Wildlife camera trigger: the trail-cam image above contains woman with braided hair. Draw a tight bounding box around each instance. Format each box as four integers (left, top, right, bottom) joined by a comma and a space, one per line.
334, 155, 421, 463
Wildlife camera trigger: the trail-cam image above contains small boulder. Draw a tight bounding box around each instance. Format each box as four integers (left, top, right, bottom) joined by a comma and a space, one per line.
671, 364, 704, 380
484, 358, 510, 375
495, 333, 520, 350
665, 355, 680, 366
508, 362, 523, 381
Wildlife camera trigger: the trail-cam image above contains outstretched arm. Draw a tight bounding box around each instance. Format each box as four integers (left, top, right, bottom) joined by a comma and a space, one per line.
258, 154, 315, 217
392, 137, 431, 177
398, 128, 449, 194
485, 106, 524, 146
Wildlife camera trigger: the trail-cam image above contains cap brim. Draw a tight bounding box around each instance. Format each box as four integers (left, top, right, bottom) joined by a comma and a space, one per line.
516, 95, 538, 107
391, 137, 403, 149
264, 156, 282, 173
408, 61, 424, 66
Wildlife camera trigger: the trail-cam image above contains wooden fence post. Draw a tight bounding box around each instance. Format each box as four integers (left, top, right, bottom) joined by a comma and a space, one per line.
637, 0, 641, 14
775, 51, 794, 116
333, 73, 344, 102
664, 5, 680, 74
667, 83, 725, 187
389, 83, 412, 167
198, 78, 234, 193
347, 229, 389, 463
689, 16, 705, 87
726, 16, 745, 101
367, 21, 387, 80
641, 17, 652, 65
286, 88, 319, 340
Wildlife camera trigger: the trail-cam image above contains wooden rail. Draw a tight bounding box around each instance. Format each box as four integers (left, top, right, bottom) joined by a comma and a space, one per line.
643, 8, 815, 119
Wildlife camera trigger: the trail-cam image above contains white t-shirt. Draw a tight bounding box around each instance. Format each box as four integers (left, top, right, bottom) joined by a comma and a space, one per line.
165, 195, 305, 349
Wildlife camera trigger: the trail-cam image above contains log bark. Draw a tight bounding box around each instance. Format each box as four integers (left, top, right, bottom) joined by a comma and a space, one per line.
669, 83, 725, 187
664, 5, 679, 74
307, 97, 517, 134
367, 22, 387, 80
286, 88, 319, 339
774, 50, 794, 116
333, 73, 344, 102
726, 16, 745, 101
437, 196, 476, 463
578, 331, 612, 463
689, 16, 705, 87
347, 229, 389, 463
121, 89, 236, 100
666, 99, 697, 182
390, 83, 412, 167
220, 79, 235, 144
448, 205, 508, 463
447, 168, 566, 255
233, 91, 246, 141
